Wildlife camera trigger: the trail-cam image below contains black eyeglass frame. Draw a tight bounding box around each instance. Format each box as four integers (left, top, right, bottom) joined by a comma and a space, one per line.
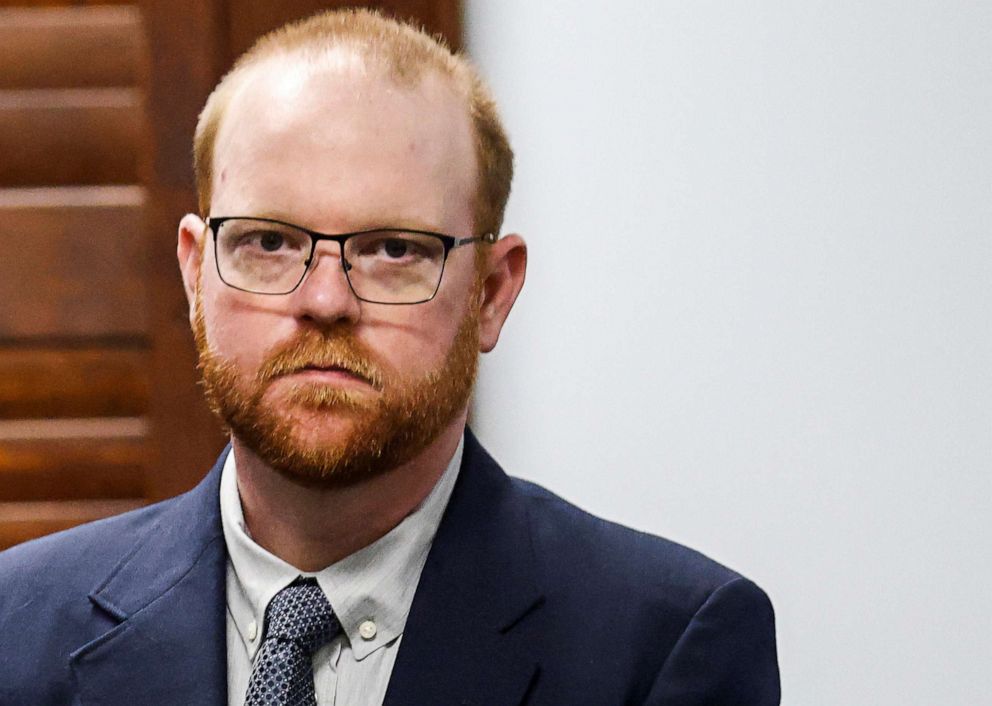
206, 216, 497, 305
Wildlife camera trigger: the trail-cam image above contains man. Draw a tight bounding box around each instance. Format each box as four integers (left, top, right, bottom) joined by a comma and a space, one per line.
0, 9, 779, 705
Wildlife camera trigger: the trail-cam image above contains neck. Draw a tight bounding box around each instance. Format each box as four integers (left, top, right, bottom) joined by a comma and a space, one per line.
233, 415, 466, 571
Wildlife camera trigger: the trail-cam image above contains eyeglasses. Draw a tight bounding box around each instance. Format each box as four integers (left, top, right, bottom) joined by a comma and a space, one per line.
206, 217, 496, 305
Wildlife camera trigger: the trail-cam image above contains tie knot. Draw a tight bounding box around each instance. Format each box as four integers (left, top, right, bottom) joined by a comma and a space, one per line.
263, 578, 339, 654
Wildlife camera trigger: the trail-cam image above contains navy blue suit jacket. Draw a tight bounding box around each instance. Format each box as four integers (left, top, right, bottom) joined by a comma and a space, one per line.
0, 430, 780, 704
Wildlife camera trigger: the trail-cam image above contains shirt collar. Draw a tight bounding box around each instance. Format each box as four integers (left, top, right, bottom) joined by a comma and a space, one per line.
221, 435, 463, 661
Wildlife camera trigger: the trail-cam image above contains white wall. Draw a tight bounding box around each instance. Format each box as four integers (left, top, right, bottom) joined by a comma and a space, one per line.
465, 2, 991, 704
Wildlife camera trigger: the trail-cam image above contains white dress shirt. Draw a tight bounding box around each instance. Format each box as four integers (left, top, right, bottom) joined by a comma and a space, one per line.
221, 437, 463, 706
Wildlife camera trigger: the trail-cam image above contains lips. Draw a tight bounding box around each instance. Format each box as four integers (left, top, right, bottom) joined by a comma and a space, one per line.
296, 363, 362, 376
285, 362, 377, 388
302, 364, 349, 373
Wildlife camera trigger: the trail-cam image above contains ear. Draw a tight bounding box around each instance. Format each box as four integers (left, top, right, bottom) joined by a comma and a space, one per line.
478, 234, 527, 352
177, 213, 208, 324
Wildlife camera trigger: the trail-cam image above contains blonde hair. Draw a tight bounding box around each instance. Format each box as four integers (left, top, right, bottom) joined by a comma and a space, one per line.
193, 8, 513, 238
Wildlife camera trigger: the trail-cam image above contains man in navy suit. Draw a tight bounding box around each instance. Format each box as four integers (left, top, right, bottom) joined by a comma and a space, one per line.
0, 9, 779, 705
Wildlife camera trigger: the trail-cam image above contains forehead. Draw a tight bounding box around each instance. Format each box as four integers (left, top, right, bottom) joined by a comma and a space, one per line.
211, 50, 477, 230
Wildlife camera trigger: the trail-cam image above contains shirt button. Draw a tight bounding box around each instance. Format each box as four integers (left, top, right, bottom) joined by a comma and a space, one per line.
247, 620, 258, 642
359, 619, 377, 640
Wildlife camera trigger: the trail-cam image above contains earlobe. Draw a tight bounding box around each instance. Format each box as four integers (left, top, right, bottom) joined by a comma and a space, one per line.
478, 234, 527, 353
177, 213, 208, 319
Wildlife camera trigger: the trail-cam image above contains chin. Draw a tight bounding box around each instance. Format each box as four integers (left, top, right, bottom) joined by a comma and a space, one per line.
264, 432, 400, 490
287, 415, 360, 448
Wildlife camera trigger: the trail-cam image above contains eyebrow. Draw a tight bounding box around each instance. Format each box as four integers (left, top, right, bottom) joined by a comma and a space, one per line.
245, 212, 450, 235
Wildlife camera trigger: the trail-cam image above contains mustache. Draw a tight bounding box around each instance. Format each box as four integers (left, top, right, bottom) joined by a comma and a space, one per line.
256, 330, 385, 390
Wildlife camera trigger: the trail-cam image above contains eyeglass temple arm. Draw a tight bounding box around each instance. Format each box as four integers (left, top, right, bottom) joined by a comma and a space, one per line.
454, 233, 498, 247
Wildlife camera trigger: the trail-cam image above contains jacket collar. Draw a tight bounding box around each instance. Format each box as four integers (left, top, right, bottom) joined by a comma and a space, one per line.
71, 450, 229, 706
383, 429, 545, 706
68, 430, 546, 706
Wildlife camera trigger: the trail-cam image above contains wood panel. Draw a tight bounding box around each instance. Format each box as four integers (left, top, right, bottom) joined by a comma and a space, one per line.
0, 347, 148, 418
0, 88, 141, 187
0, 499, 144, 550
0, 1, 131, 5
0, 434, 145, 501
0, 186, 147, 339
0, 6, 141, 89
0, 417, 147, 547
139, 0, 234, 499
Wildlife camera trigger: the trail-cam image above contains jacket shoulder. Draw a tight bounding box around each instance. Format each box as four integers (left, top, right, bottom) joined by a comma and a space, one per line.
0, 450, 226, 600
507, 476, 778, 702
511, 476, 748, 619
0, 499, 174, 604
0, 465, 225, 706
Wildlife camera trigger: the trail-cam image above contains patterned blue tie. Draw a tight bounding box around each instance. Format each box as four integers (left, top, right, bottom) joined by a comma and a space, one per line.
245, 578, 341, 706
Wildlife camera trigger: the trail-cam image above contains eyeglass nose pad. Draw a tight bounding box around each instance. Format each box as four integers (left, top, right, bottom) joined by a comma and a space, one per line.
302, 247, 351, 278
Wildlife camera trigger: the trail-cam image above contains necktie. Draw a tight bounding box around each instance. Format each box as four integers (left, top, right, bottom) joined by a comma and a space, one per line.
245, 577, 341, 706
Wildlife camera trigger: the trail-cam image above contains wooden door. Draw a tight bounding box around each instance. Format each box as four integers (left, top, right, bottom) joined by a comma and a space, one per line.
0, 3, 152, 547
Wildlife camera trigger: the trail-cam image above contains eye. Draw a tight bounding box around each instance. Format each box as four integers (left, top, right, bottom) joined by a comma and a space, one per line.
259, 231, 285, 252
348, 231, 441, 264
383, 238, 408, 258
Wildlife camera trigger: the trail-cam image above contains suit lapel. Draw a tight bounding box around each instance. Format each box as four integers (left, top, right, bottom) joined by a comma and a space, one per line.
68, 435, 544, 705
70, 452, 229, 706
384, 430, 545, 706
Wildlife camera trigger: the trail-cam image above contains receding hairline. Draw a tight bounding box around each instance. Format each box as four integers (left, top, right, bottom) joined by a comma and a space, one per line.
207, 48, 477, 200
236, 8, 467, 83
226, 32, 474, 101
223, 42, 475, 125
198, 41, 477, 205
194, 9, 514, 238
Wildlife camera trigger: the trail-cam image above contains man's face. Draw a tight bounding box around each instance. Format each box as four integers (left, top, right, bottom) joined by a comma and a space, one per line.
187, 55, 483, 486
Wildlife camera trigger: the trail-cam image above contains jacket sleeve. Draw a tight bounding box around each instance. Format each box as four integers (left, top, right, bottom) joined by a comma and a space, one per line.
644, 577, 781, 705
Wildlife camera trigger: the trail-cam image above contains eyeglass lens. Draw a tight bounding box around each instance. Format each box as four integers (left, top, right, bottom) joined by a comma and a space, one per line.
214, 219, 447, 303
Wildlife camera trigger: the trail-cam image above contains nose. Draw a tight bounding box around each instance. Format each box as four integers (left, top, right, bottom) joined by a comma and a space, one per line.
288, 242, 362, 326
